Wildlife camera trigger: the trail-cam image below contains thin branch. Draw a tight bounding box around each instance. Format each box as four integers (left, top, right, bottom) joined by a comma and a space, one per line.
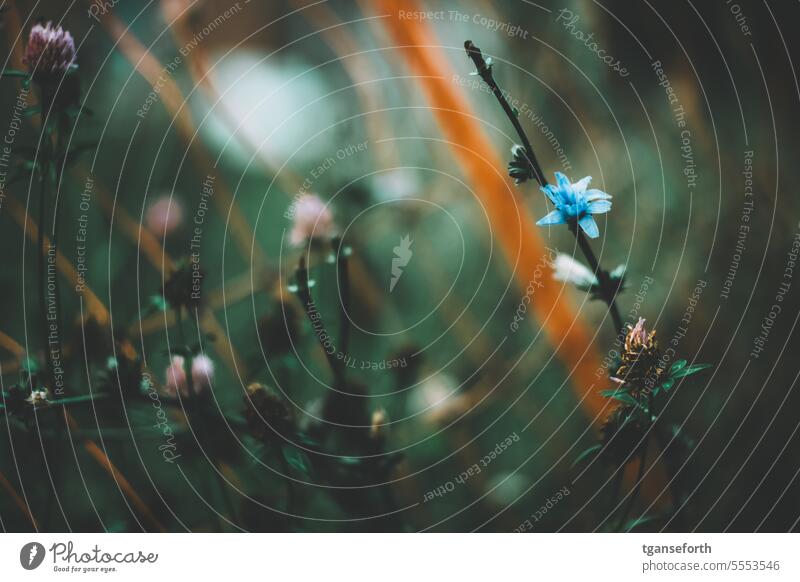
464, 40, 546, 186
465, 40, 624, 336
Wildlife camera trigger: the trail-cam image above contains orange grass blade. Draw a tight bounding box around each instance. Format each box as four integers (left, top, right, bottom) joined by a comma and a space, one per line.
372, 0, 607, 422
79, 437, 167, 532
93, 9, 268, 269
0, 470, 39, 529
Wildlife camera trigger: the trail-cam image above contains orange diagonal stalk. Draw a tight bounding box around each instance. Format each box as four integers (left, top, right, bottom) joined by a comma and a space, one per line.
93, 7, 267, 269
373, 0, 606, 422
0, 470, 39, 529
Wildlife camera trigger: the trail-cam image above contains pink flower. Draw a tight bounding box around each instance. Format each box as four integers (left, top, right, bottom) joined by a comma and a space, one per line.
164, 355, 187, 397
630, 317, 649, 346
191, 354, 215, 392
164, 354, 215, 396
146, 197, 183, 237
288, 194, 335, 245
24, 22, 76, 81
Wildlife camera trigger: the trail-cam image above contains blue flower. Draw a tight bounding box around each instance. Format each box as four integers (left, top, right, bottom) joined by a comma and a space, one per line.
536, 172, 612, 238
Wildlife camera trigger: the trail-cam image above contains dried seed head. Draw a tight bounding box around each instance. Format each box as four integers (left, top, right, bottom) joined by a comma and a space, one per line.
243, 383, 293, 442
612, 318, 663, 393
26, 388, 51, 409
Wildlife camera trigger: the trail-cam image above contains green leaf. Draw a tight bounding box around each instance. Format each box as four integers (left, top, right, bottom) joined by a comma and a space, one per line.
282, 446, 312, 477
622, 514, 659, 532
572, 443, 602, 467
671, 363, 711, 379
655, 378, 675, 395
337, 456, 362, 467
23, 105, 41, 118
1, 69, 29, 78
668, 360, 687, 376
600, 388, 638, 407
150, 294, 169, 312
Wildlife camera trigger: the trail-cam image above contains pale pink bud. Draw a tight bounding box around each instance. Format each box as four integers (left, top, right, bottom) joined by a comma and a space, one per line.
164, 355, 187, 397
146, 197, 183, 237
289, 194, 335, 245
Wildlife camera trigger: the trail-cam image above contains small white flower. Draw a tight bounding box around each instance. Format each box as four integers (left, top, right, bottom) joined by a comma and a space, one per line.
552, 253, 598, 290
26, 389, 50, 408
407, 372, 467, 424
191, 354, 215, 392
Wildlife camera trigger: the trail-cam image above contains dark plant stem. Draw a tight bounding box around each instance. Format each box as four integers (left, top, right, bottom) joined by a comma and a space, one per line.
464, 41, 546, 186
569, 223, 624, 334
50, 117, 66, 394
279, 450, 296, 529
333, 237, 351, 359
37, 152, 51, 388
598, 462, 625, 531
615, 436, 649, 532
294, 255, 345, 388
464, 40, 624, 336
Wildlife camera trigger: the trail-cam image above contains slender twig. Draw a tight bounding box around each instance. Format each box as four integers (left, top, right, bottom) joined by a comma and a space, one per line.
615, 436, 649, 532
464, 41, 546, 186
464, 40, 624, 336
279, 449, 296, 529
333, 237, 351, 358
294, 255, 345, 387
569, 223, 624, 334
37, 130, 52, 389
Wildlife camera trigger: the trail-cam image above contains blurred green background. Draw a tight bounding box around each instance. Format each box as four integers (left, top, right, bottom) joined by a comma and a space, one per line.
1, 0, 799, 532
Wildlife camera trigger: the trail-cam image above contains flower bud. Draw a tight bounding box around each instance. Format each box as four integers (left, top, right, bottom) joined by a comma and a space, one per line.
24, 22, 76, 83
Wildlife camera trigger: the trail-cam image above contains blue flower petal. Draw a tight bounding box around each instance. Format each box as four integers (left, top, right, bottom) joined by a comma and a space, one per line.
537, 209, 567, 226
588, 200, 612, 215
585, 188, 611, 202
554, 171, 572, 191
541, 184, 561, 205
573, 176, 592, 193
578, 214, 600, 238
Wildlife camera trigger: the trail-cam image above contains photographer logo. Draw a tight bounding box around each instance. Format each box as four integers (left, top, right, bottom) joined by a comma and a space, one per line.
20, 542, 46, 570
